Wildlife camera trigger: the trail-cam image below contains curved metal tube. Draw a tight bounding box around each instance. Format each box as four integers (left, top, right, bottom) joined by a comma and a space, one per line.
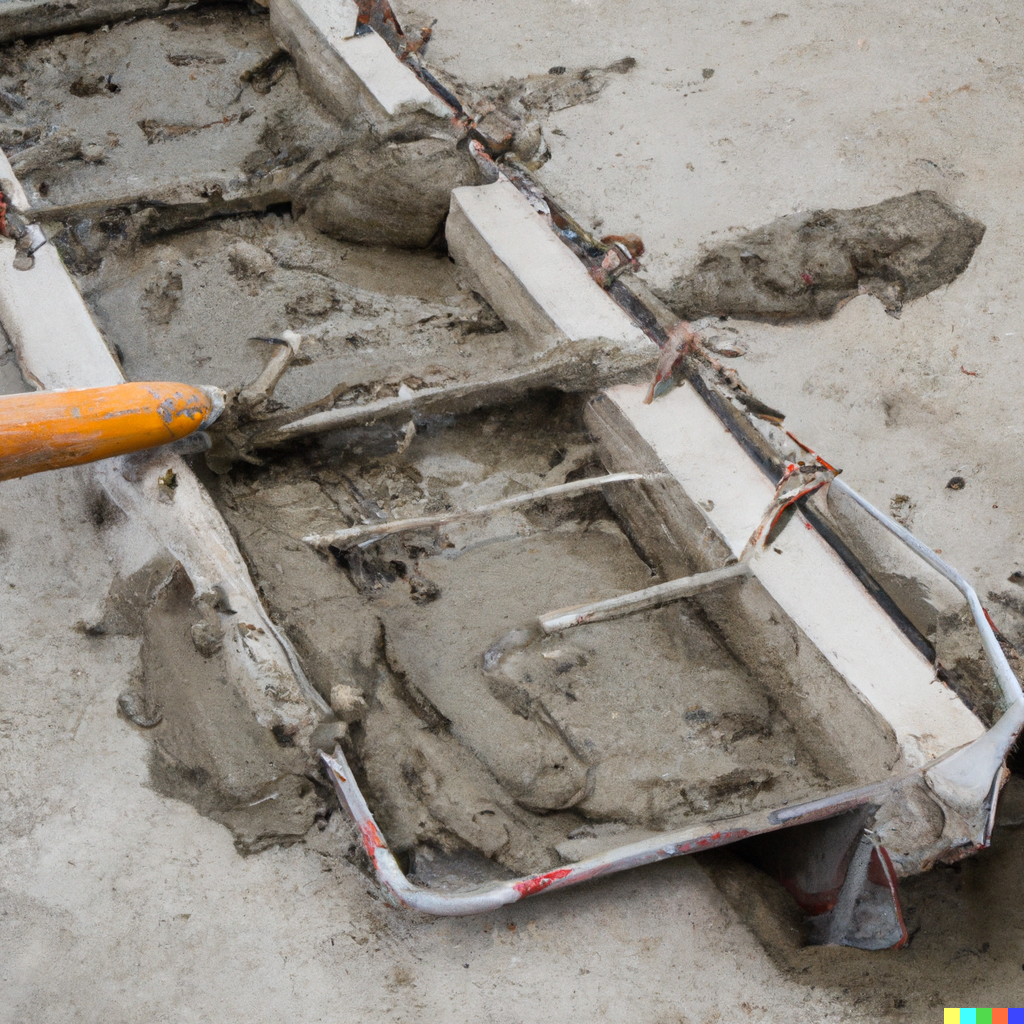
318, 478, 1024, 914
829, 479, 1024, 822
320, 746, 889, 916
830, 479, 1022, 708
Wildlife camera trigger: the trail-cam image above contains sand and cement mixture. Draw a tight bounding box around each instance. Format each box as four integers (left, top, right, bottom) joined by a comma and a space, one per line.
4, 2, 1024, 1022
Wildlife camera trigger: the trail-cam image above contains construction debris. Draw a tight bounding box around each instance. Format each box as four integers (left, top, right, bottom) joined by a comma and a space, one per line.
660, 191, 985, 321
0, 0, 1018, 964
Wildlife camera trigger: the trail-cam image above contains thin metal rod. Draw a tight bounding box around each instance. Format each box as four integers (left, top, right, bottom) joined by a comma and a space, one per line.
320, 746, 892, 917
539, 562, 750, 633
830, 479, 1023, 708
303, 471, 661, 550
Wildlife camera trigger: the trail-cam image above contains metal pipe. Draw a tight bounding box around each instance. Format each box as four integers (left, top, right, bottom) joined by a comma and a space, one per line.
829, 478, 1024, 828
320, 745, 891, 916
304, 471, 661, 550
830, 479, 1023, 708
539, 562, 750, 632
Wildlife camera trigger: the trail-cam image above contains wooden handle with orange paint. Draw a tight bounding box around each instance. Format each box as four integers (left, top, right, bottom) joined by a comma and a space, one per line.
0, 382, 225, 481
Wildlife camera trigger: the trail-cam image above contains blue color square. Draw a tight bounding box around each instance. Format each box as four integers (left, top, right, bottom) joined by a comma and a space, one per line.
1008, 1009, 1024, 1024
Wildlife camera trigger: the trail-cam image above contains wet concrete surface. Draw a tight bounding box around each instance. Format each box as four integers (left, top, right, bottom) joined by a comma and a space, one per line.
3, 1, 1024, 1021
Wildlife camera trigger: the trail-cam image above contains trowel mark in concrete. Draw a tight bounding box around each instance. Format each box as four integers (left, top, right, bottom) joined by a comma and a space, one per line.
659, 190, 985, 322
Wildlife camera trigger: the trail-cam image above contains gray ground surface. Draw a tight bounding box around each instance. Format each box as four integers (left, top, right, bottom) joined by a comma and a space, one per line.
419, 0, 1024, 654
0, 465, 865, 1024
4, 0, 1024, 1021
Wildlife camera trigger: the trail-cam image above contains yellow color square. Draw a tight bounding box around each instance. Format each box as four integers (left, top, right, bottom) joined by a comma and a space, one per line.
945, 1011, 961, 1024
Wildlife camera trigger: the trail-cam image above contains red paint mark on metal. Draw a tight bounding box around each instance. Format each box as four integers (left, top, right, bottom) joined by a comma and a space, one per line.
783, 430, 839, 474
960, 365, 978, 377
514, 868, 572, 897
359, 819, 385, 861
789, 887, 843, 918
801, 271, 813, 285
767, 480, 828, 535
868, 843, 908, 949
674, 829, 750, 855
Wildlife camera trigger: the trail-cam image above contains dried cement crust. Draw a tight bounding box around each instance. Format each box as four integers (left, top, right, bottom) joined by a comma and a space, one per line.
660, 190, 985, 322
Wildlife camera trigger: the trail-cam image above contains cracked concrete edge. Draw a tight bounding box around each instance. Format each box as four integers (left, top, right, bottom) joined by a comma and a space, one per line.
446, 177, 654, 357
0, 147, 329, 767
270, 0, 450, 123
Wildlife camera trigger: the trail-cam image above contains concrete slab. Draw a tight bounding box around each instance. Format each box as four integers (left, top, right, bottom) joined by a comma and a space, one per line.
4, 1, 1024, 1017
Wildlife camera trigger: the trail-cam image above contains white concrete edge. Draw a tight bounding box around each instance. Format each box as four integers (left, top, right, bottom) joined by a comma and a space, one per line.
0, 148, 329, 729
447, 178, 653, 354
0, 152, 122, 389
337, 30, 449, 118
270, 0, 449, 119
604, 381, 985, 769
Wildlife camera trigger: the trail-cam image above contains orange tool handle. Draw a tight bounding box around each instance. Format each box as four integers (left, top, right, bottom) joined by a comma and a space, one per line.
0, 381, 224, 482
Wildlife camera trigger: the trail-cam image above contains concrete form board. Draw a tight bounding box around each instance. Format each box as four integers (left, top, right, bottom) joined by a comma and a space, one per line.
447, 179, 651, 353
0, 152, 122, 390
605, 381, 985, 768
270, 0, 449, 120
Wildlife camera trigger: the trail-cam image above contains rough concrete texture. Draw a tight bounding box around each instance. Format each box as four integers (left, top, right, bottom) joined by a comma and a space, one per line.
6, 0, 1024, 1020
0, 8, 478, 251
416, 0, 1024, 663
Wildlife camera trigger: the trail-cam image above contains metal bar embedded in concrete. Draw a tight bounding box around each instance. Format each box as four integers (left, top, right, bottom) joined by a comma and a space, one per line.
303, 471, 660, 550
539, 562, 750, 633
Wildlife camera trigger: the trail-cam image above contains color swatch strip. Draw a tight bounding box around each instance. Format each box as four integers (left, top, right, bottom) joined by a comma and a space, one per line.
944, 1011, 1023, 1023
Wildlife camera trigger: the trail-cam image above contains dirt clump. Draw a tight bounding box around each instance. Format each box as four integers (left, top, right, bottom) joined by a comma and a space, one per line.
1, 7, 480, 258
660, 190, 985, 322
